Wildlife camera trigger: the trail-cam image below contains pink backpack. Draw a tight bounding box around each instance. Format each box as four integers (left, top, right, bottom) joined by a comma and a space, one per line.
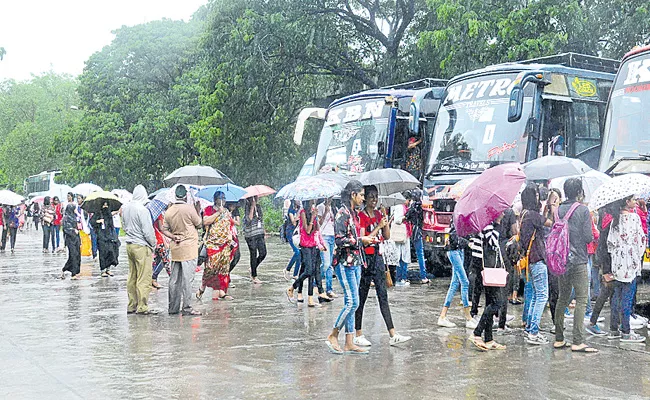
546, 202, 581, 276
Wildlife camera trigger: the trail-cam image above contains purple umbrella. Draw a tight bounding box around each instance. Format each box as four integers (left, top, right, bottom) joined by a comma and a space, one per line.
453, 163, 526, 237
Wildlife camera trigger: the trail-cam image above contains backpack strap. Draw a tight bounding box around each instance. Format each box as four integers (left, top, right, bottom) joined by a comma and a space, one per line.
563, 202, 582, 222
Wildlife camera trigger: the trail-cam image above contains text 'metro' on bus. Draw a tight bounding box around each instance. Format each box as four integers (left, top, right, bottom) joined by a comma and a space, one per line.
422, 53, 618, 270
599, 45, 650, 174
296, 79, 447, 178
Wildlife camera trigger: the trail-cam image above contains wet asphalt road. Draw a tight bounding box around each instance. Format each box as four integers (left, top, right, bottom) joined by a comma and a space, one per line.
2, 229, 650, 399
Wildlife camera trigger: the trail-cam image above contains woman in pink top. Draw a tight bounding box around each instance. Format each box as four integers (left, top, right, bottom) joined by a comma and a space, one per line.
287, 199, 327, 307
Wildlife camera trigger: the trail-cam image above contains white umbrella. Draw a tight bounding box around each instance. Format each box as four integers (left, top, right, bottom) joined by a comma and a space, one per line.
0, 190, 24, 206
73, 183, 103, 197
549, 170, 612, 203
164, 165, 230, 186
111, 189, 133, 203
522, 156, 591, 181
358, 168, 420, 196
275, 177, 342, 201
154, 184, 210, 209
589, 173, 650, 211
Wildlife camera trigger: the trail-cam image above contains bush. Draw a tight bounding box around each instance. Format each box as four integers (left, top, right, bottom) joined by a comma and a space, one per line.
259, 196, 284, 235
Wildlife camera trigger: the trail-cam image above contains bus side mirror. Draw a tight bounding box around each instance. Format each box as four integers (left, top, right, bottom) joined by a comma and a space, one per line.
507, 87, 524, 122
378, 141, 386, 156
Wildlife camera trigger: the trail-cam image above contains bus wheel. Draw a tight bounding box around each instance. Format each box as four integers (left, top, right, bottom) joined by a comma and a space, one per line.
425, 249, 451, 277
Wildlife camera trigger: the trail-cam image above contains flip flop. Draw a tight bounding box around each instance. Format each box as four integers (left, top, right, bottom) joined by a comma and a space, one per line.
485, 341, 506, 350
219, 295, 235, 301
325, 340, 343, 355
345, 348, 369, 355
554, 341, 571, 349
286, 288, 296, 304
571, 346, 599, 353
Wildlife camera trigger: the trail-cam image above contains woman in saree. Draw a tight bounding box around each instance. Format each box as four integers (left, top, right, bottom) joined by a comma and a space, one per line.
197, 191, 234, 300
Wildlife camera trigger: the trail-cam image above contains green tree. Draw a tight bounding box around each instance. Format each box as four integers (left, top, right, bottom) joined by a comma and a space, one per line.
0, 47, 6, 61
57, 18, 204, 189
0, 72, 79, 191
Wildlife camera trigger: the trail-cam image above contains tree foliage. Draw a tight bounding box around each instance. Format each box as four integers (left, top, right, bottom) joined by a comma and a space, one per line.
3, 0, 649, 192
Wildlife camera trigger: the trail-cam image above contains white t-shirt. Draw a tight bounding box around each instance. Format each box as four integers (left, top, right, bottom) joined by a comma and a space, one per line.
112, 213, 122, 228
317, 203, 335, 236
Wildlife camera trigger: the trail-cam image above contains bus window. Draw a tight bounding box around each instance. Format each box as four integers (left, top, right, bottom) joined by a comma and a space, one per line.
540, 100, 571, 157
571, 101, 603, 168
392, 119, 409, 169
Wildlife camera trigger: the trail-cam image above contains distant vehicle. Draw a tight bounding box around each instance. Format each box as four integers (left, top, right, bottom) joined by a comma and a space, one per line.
298, 155, 316, 178
422, 53, 618, 271
24, 170, 72, 200
294, 78, 447, 178
599, 44, 650, 172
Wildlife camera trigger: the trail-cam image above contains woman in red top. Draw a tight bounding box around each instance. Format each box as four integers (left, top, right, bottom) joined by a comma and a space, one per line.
353, 185, 412, 347
52, 196, 64, 252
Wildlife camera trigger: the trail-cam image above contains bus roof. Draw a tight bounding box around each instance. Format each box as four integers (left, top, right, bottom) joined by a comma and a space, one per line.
623, 45, 650, 62
448, 54, 617, 86
328, 80, 446, 108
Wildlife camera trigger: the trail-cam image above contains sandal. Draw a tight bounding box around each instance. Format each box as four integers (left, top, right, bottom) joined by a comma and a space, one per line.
421, 278, 431, 284
286, 288, 296, 304
325, 340, 343, 355
152, 280, 162, 289
485, 341, 506, 350
196, 288, 205, 300
182, 310, 202, 316
219, 295, 234, 301
468, 336, 489, 351
101, 271, 109, 278
571, 345, 598, 353
554, 341, 571, 349
345, 347, 369, 355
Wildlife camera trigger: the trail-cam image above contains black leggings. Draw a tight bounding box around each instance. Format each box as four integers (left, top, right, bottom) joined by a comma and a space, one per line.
590, 278, 613, 325
473, 285, 503, 343
293, 246, 319, 296
245, 235, 267, 278
63, 233, 81, 276
230, 247, 241, 272
548, 272, 559, 322
471, 267, 483, 317
42, 224, 55, 250
355, 253, 394, 332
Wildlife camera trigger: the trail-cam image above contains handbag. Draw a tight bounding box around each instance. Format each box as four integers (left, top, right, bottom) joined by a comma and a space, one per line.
481, 247, 509, 287
292, 226, 300, 248
390, 221, 407, 243
516, 230, 535, 280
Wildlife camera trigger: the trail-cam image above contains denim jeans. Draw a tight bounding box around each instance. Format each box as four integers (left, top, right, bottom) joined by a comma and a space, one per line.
555, 265, 589, 345
286, 239, 301, 276
591, 262, 601, 299
42, 224, 55, 251
443, 250, 469, 308
526, 261, 549, 335
320, 235, 335, 293
53, 224, 61, 248
334, 264, 361, 334
522, 274, 533, 325
397, 260, 409, 282
611, 279, 637, 334
412, 235, 428, 280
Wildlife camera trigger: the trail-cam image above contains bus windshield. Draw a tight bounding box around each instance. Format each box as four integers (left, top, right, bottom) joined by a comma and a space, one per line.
427, 73, 534, 174
314, 98, 391, 174
600, 51, 650, 169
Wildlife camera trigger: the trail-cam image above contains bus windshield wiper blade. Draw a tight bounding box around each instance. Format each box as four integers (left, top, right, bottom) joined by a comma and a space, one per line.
429, 162, 476, 173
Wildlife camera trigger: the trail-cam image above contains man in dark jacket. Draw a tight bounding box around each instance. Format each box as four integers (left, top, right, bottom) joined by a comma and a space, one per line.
553, 178, 596, 352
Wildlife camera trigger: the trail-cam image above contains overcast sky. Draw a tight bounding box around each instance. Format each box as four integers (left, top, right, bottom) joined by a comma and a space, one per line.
0, 0, 208, 81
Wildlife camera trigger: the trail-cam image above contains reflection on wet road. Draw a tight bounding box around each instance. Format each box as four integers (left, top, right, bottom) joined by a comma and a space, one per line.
1, 230, 650, 399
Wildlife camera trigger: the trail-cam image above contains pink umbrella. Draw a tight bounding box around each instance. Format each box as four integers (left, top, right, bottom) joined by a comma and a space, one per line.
244, 185, 276, 199
30, 196, 45, 204
453, 163, 526, 237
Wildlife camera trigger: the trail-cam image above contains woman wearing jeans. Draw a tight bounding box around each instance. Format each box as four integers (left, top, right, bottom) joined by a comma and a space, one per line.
607, 196, 646, 343
283, 200, 301, 280
318, 197, 337, 297
326, 180, 367, 355
519, 183, 552, 345
438, 219, 477, 329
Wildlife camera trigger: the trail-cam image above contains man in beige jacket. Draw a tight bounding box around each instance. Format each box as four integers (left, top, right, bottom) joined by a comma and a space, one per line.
162, 185, 202, 316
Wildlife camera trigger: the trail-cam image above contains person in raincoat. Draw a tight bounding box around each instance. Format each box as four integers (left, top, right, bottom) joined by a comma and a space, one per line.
61, 204, 81, 279
91, 202, 119, 277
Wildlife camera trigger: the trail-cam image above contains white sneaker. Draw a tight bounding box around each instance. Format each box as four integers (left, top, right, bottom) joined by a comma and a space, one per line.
389, 333, 412, 346
465, 318, 478, 329
353, 335, 372, 347
402, 280, 410, 286
437, 317, 457, 328
526, 333, 549, 345
505, 314, 515, 322
630, 315, 647, 329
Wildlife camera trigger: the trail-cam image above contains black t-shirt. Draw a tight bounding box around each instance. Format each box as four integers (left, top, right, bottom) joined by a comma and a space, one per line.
494, 208, 516, 243
520, 209, 546, 264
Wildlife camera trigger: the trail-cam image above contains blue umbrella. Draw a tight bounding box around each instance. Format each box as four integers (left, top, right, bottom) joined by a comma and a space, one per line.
197, 184, 247, 203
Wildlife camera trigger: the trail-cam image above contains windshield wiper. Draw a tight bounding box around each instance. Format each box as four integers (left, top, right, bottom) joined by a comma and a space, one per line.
428, 162, 476, 174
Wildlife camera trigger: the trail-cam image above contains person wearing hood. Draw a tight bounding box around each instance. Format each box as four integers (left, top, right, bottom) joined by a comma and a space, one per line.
61, 204, 82, 279
122, 185, 157, 315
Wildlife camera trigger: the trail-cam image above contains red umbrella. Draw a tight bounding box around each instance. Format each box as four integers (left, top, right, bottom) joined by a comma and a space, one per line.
453, 163, 526, 237
244, 185, 276, 199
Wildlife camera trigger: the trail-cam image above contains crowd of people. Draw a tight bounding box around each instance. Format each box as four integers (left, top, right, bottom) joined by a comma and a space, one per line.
3, 175, 649, 356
